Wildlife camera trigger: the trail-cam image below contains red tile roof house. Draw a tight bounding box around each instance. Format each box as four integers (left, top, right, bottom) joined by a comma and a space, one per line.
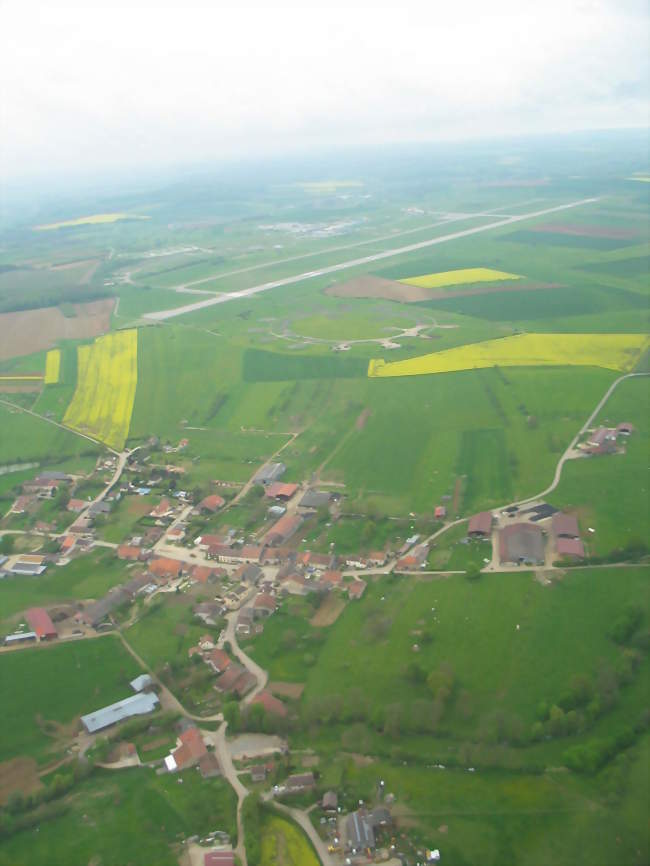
468, 511, 493, 538
191, 565, 223, 583
297, 551, 335, 570
207, 648, 232, 674
198, 494, 226, 512
26, 607, 57, 640
165, 726, 207, 772
280, 573, 310, 596
150, 498, 173, 519
348, 579, 367, 599
434, 505, 447, 519
251, 689, 288, 718
264, 482, 299, 501
148, 557, 184, 579
215, 664, 256, 697
67, 498, 87, 513
60, 535, 77, 554
196, 533, 231, 551
321, 569, 343, 588
117, 544, 144, 561
253, 593, 277, 618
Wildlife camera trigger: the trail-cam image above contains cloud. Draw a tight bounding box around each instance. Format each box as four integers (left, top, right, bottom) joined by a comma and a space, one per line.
1, 0, 648, 181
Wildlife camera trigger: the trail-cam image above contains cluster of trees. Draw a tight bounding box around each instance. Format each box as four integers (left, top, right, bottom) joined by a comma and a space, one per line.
564, 709, 650, 774
0, 759, 94, 840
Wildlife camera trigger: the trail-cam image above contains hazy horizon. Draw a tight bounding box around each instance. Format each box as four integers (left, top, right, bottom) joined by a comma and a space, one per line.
2, 0, 648, 187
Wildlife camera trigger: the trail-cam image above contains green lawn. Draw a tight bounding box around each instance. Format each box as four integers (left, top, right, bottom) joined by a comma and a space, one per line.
0, 549, 131, 625
0, 637, 142, 763
549, 375, 649, 557
124, 597, 209, 673
0, 767, 237, 866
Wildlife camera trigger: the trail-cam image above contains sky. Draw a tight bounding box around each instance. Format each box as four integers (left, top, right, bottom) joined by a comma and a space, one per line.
1, 0, 648, 183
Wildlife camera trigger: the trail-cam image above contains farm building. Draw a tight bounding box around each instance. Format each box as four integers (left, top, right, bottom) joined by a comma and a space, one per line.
499, 523, 545, 565
67, 498, 87, 513
322, 790, 338, 811
253, 462, 286, 485
130, 674, 154, 692
215, 663, 255, 696
25, 608, 57, 640
9, 555, 47, 576
346, 809, 375, 852
298, 490, 331, 510
80, 589, 129, 627
297, 551, 335, 570
285, 772, 314, 792
348, 580, 367, 599
367, 551, 388, 567
4, 631, 37, 645
556, 537, 586, 559
616, 421, 635, 435
198, 494, 226, 512
10, 495, 32, 514
262, 513, 303, 545
250, 765, 267, 783
251, 689, 287, 717
468, 511, 493, 537
264, 482, 299, 501
81, 692, 159, 733
552, 512, 580, 539
586, 427, 618, 454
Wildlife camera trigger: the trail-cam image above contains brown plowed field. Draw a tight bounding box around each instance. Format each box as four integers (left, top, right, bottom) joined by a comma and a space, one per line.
327, 274, 562, 304
0, 757, 43, 804
0, 297, 115, 361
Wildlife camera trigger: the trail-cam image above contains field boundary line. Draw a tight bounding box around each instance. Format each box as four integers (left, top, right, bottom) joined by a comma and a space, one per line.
144, 196, 601, 320
0, 397, 115, 455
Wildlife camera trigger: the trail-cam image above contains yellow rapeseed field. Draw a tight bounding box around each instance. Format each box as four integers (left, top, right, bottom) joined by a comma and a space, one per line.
34, 213, 149, 230
44, 350, 61, 384
398, 267, 522, 289
368, 333, 650, 379
64, 330, 138, 449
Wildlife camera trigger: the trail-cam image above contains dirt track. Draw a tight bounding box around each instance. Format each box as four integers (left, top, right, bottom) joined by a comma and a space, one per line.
0, 297, 115, 360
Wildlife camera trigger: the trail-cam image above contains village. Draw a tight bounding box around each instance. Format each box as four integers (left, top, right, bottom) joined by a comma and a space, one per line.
0, 416, 637, 866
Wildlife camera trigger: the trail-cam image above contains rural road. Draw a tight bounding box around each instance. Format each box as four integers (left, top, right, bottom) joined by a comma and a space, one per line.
144, 196, 599, 320
218, 607, 269, 705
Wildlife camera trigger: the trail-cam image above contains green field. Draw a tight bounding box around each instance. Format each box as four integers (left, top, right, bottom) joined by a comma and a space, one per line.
549, 375, 649, 557
0, 550, 131, 624
0, 403, 100, 465
124, 597, 209, 673
250, 567, 650, 757
0, 767, 237, 866
0, 637, 142, 763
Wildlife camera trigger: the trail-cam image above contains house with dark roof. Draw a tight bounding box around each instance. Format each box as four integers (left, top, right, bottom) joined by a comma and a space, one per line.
499, 523, 545, 565
253, 462, 286, 485
253, 593, 277, 618
322, 790, 338, 811
285, 772, 314, 792
298, 490, 331, 510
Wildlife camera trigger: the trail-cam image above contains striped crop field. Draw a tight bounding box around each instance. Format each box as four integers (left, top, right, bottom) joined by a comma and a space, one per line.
64, 330, 138, 449
368, 333, 650, 379
44, 349, 61, 384
399, 267, 521, 289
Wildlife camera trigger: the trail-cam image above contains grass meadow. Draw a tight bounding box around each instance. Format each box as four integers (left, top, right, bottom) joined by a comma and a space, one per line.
0, 637, 142, 763
0, 767, 237, 866
0, 550, 131, 624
